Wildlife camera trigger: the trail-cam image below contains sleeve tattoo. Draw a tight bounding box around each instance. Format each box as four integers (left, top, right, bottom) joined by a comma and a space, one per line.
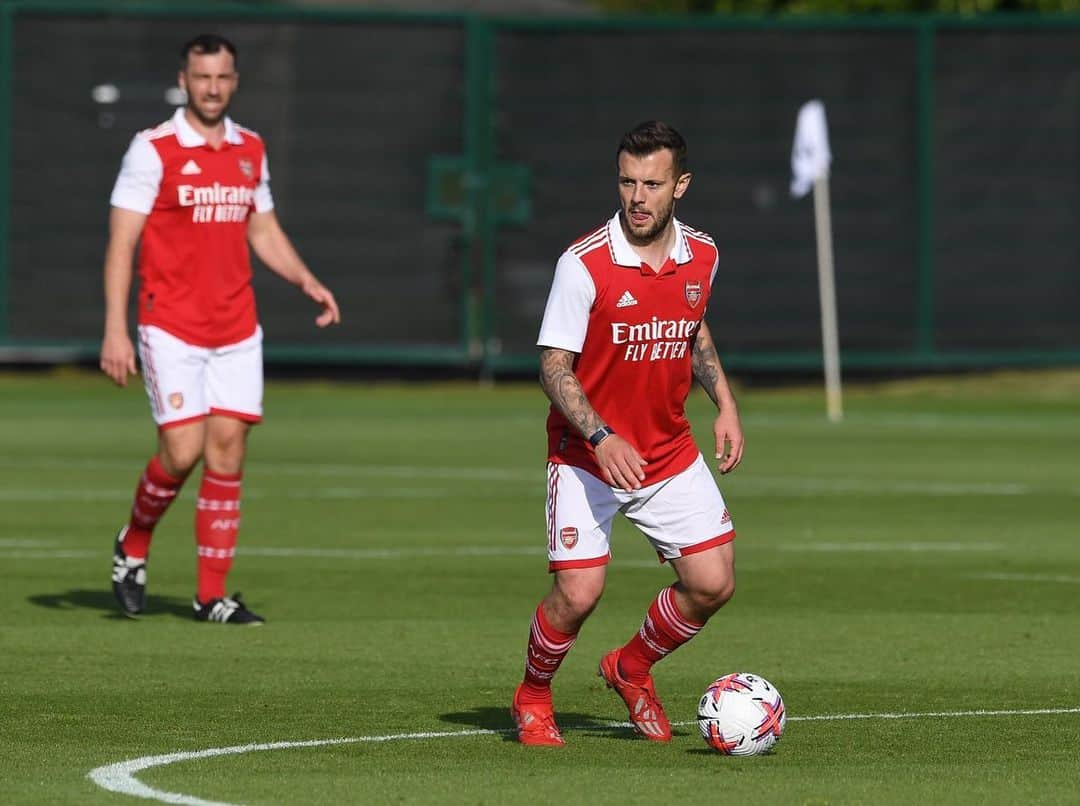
691, 326, 722, 407
539, 348, 604, 438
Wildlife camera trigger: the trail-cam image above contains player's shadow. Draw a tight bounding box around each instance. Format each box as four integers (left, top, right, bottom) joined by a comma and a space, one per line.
439, 706, 634, 743
28, 589, 191, 620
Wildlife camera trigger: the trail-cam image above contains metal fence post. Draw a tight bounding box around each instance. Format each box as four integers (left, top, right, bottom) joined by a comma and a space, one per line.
463, 16, 495, 372
914, 18, 936, 360
0, 2, 13, 344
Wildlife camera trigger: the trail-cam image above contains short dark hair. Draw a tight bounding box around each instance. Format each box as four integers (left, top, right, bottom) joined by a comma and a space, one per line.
180, 34, 238, 69
617, 120, 688, 176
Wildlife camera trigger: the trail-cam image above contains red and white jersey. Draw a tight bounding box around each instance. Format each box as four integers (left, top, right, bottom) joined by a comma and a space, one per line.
538, 212, 719, 486
110, 108, 274, 348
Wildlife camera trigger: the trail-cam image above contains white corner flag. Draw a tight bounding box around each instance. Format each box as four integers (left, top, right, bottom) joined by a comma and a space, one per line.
791, 100, 843, 423
791, 100, 831, 198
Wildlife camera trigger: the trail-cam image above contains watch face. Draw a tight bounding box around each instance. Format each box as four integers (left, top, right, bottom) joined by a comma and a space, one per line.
589, 427, 612, 447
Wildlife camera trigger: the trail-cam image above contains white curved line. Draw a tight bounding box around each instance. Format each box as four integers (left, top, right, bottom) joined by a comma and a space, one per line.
786, 706, 1080, 721
88, 708, 1080, 805
87, 729, 499, 805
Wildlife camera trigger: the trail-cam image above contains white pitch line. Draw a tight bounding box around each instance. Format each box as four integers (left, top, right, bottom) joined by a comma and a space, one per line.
87, 707, 1080, 806
0, 490, 134, 502
0, 479, 1064, 501
0, 457, 541, 483
0, 549, 97, 559
0, 545, 548, 562
780, 541, 1001, 553
782, 707, 1080, 722
86, 732, 498, 806
3, 456, 1066, 499
973, 572, 1080, 585
731, 478, 1029, 497
743, 412, 1080, 432
0, 545, 651, 565
282, 487, 454, 499
241, 546, 544, 560
3, 541, 1011, 562
0, 488, 459, 502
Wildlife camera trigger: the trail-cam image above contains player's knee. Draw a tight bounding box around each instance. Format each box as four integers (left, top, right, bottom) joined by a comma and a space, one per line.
205, 418, 249, 468
689, 576, 735, 615
714, 576, 736, 608
551, 578, 604, 622
158, 446, 200, 478
562, 586, 603, 621
203, 438, 246, 475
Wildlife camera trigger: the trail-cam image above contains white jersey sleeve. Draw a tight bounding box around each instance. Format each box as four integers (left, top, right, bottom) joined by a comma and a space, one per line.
109, 134, 162, 215
254, 152, 274, 213
701, 252, 719, 315
536, 251, 596, 353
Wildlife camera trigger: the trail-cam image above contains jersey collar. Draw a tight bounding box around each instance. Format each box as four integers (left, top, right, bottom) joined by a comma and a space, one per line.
172, 107, 244, 148
607, 212, 693, 273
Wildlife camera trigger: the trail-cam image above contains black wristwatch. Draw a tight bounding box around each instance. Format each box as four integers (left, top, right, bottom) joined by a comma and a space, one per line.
587, 426, 615, 447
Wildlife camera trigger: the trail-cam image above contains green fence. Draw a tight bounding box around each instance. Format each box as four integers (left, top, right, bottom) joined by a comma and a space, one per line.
1, 3, 1078, 373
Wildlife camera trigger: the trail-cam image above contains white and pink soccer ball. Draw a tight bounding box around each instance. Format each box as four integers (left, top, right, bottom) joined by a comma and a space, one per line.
697, 672, 786, 755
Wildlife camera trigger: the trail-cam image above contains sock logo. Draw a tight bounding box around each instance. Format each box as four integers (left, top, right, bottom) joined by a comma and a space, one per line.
528, 646, 561, 666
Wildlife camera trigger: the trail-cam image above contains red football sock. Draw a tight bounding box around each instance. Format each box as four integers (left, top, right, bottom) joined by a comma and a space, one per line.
195, 469, 242, 603
617, 586, 704, 684
122, 455, 184, 560
518, 603, 577, 704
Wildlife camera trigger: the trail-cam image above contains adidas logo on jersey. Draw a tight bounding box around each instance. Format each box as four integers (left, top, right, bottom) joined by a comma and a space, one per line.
180, 159, 202, 175
616, 290, 638, 308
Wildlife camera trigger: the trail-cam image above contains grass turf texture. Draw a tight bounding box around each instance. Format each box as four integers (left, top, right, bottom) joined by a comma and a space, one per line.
1, 367, 1078, 805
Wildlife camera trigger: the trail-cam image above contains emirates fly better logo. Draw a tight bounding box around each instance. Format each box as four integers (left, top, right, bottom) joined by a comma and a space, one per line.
177, 183, 255, 223
610, 316, 700, 363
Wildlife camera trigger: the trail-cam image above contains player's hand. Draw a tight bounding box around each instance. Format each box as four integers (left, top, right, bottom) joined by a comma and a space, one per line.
301, 276, 341, 327
100, 332, 137, 387
714, 407, 744, 475
595, 434, 647, 492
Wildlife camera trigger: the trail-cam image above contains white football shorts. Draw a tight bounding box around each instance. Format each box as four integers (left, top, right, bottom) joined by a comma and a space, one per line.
546, 453, 735, 572
137, 324, 264, 429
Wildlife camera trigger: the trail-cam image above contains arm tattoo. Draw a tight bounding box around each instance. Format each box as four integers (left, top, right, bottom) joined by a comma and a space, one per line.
691, 327, 722, 407
539, 348, 604, 438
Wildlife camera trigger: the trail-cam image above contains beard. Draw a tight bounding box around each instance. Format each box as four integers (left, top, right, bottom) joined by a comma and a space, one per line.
621, 201, 674, 246
187, 98, 228, 127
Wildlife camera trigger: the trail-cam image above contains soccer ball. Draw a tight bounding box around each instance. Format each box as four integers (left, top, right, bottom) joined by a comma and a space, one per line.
697, 672, 786, 755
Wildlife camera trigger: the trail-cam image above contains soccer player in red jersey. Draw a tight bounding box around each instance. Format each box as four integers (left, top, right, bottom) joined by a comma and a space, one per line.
511, 121, 744, 745
99, 34, 340, 625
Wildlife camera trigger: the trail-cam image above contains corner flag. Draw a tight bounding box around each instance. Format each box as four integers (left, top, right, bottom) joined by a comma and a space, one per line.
791, 100, 843, 423
791, 100, 832, 198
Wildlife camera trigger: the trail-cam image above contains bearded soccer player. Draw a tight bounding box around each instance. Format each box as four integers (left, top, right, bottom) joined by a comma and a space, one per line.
100, 34, 340, 625
511, 121, 744, 745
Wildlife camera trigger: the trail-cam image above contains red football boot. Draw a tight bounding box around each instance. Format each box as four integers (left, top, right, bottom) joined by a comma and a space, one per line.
511, 684, 564, 747
598, 648, 672, 742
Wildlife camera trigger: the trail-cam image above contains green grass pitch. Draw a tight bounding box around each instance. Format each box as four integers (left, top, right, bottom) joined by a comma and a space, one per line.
1, 367, 1078, 804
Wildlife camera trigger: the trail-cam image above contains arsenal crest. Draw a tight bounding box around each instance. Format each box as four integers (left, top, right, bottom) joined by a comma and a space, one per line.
560, 526, 579, 550
685, 280, 703, 308
238, 158, 254, 179
168, 392, 184, 410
